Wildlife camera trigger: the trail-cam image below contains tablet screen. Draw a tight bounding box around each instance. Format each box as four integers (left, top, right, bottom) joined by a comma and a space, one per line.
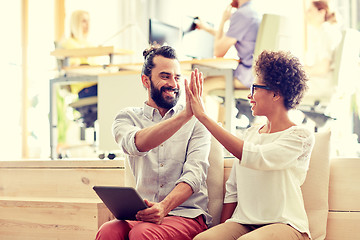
93, 186, 148, 220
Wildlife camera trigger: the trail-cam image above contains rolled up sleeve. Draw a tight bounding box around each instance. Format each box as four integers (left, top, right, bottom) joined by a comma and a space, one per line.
112, 109, 149, 157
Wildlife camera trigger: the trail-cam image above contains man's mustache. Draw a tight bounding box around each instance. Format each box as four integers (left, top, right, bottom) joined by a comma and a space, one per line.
161, 86, 179, 93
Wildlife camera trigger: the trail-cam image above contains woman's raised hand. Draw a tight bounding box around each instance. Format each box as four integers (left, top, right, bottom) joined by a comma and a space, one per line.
185, 68, 206, 119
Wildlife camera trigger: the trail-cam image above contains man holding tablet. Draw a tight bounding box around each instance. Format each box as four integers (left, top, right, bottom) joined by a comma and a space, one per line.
96, 45, 212, 240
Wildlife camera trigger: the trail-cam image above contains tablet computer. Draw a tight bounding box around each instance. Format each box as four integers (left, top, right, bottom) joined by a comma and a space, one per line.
93, 186, 148, 220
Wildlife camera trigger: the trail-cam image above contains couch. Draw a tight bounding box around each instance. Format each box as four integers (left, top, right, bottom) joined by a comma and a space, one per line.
206, 131, 360, 240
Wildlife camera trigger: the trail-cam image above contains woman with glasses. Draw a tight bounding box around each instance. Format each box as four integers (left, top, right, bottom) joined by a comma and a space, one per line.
187, 50, 315, 240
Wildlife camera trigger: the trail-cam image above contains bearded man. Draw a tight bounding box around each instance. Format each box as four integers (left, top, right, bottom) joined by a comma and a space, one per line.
96, 45, 212, 240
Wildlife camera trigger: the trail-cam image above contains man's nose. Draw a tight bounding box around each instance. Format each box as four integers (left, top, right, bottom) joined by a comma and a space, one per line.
168, 77, 178, 87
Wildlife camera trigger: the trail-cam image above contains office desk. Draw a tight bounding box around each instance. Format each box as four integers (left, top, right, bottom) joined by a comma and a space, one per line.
49, 71, 144, 159
49, 58, 239, 159
49, 75, 98, 159
51, 46, 134, 67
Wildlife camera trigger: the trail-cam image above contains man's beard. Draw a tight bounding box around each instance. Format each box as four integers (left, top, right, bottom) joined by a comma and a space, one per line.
150, 79, 180, 110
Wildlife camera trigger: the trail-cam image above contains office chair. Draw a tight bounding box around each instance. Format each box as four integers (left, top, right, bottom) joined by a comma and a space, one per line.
299, 29, 360, 131
208, 13, 292, 128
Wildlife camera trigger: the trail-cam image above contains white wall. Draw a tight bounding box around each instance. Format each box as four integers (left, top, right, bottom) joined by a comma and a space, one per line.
0, 0, 22, 159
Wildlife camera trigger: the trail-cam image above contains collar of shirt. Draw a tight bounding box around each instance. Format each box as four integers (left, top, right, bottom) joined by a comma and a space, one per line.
240, 1, 251, 9
143, 102, 184, 121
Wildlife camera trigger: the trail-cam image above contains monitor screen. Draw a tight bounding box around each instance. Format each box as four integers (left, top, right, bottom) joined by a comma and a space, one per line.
148, 17, 214, 60
181, 16, 214, 59
148, 18, 182, 50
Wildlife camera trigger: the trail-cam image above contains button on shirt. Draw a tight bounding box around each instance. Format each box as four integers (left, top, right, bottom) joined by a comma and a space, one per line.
112, 102, 212, 225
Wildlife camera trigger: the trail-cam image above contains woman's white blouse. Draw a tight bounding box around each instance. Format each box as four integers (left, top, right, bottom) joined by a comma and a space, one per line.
224, 125, 315, 237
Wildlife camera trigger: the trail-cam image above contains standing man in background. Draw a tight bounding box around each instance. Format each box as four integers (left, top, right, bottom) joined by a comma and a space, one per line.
96, 45, 212, 240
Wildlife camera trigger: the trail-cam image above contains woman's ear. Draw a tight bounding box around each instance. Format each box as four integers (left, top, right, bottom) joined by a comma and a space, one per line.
141, 75, 150, 89
272, 91, 281, 101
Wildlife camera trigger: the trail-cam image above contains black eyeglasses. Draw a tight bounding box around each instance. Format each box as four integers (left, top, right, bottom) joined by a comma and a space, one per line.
250, 84, 272, 97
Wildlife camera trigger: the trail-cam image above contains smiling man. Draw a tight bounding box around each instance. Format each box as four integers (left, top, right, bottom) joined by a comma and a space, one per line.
96, 45, 212, 240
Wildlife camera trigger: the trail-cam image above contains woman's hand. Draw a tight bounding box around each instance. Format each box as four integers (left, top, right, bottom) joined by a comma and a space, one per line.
185, 68, 206, 120
183, 74, 194, 120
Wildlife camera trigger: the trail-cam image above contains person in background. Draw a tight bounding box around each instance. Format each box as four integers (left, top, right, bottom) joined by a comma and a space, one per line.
304, 0, 342, 99
195, 0, 260, 122
95, 45, 212, 240
59, 10, 95, 67
187, 50, 315, 240
55, 10, 98, 156
58, 9, 97, 96
195, 0, 260, 94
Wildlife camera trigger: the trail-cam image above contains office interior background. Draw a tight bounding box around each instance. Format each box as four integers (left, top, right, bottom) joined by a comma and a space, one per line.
0, 0, 359, 160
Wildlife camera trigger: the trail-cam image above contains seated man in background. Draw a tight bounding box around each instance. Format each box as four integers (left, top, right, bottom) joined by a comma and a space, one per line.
196, 0, 260, 90
195, 0, 260, 121
96, 45, 212, 240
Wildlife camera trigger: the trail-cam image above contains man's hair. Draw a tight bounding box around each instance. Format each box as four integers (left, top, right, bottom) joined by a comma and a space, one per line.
141, 45, 178, 77
254, 50, 309, 110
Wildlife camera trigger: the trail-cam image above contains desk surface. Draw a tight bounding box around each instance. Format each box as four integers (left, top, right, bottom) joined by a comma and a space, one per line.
180, 58, 239, 69
60, 57, 239, 76
51, 46, 134, 59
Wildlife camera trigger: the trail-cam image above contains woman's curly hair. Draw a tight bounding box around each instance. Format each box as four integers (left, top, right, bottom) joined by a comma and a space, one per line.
254, 50, 309, 110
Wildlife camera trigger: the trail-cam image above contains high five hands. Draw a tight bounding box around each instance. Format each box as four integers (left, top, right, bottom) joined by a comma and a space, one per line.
184, 68, 207, 120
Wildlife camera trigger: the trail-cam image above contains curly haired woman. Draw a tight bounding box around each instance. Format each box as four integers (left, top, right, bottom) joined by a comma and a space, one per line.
187, 50, 315, 240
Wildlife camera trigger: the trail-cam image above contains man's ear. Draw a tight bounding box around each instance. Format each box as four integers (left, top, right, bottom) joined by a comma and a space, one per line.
141, 75, 150, 89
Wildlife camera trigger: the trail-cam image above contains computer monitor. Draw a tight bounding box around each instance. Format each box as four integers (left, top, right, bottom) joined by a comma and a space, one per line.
148, 17, 214, 59
148, 18, 182, 50
181, 16, 214, 59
